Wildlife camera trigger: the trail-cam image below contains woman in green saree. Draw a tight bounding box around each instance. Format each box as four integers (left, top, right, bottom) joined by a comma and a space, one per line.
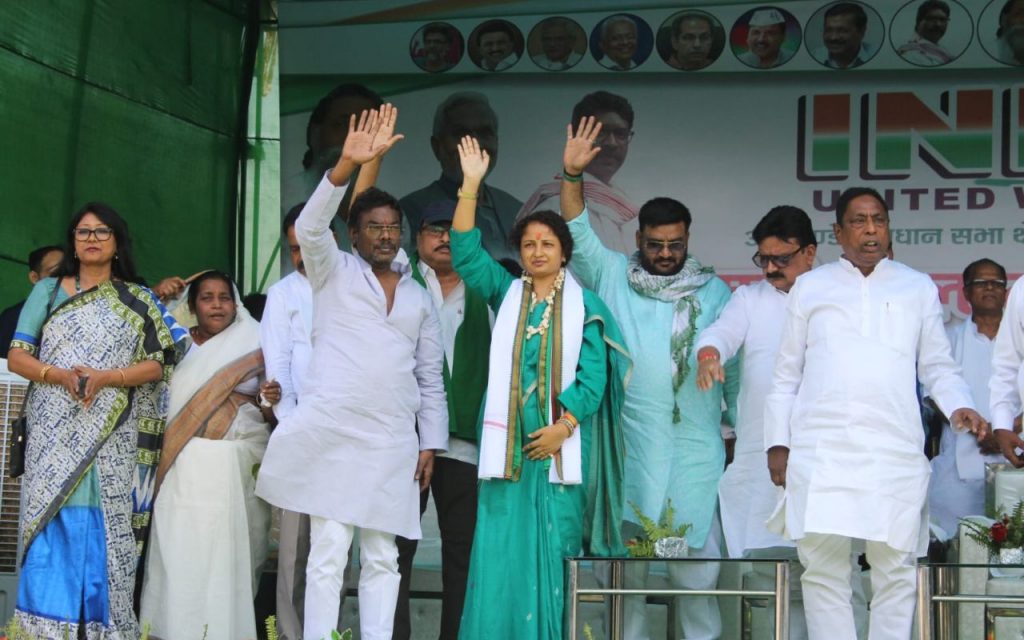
450, 137, 630, 640
7, 202, 186, 639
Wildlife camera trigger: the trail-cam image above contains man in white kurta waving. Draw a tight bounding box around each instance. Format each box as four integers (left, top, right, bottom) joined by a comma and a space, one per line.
256, 106, 449, 640
764, 186, 987, 640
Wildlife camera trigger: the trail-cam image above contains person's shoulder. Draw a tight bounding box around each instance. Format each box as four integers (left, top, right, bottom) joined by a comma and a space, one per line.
701, 274, 732, 296
486, 184, 524, 211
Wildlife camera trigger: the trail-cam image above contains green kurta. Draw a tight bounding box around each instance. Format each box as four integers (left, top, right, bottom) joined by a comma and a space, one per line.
451, 228, 627, 640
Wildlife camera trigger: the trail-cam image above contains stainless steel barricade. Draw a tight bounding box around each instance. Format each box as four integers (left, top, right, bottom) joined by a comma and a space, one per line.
916, 562, 1024, 640
565, 557, 790, 640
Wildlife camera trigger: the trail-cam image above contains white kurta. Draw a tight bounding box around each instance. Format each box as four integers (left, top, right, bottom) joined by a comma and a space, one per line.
929, 319, 1004, 537
255, 176, 449, 540
764, 257, 974, 554
697, 279, 792, 557
991, 282, 1024, 432
416, 260, 488, 466
261, 270, 313, 420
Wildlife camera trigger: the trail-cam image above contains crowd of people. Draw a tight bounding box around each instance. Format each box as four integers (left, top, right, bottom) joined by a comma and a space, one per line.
3, 96, 1023, 640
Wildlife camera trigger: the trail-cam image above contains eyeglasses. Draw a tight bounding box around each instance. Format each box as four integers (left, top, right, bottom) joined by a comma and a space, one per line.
420, 224, 451, 238
752, 246, 804, 269
844, 214, 889, 230
595, 128, 635, 145
74, 227, 113, 241
966, 278, 1007, 290
364, 224, 402, 238
642, 239, 686, 254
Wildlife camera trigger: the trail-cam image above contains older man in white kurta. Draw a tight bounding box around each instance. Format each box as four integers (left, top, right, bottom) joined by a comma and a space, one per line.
764, 188, 984, 640
256, 110, 448, 640
991, 276, 1024, 465
929, 259, 1008, 539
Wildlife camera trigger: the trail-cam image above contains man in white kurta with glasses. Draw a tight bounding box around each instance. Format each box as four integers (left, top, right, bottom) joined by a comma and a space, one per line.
764, 186, 986, 640
257, 106, 448, 640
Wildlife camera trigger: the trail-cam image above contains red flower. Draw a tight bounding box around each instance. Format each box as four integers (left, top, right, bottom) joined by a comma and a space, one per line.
992, 522, 1009, 543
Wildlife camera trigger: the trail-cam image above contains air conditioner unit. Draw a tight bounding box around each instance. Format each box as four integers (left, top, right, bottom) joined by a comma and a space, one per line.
0, 360, 24, 623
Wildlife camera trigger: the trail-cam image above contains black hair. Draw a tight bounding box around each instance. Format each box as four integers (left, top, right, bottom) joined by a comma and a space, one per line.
55, 202, 142, 283
571, 91, 635, 129
432, 92, 497, 138
347, 187, 403, 231
835, 187, 888, 225
673, 12, 713, 37
302, 84, 383, 170
752, 206, 817, 247
825, 2, 868, 31
509, 210, 574, 264
475, 19, 516, 45
242, 292, 267, 321
282, 202, 334, 235
999, 0, 1024, 37
963, 258, 1007, 285
916, 0, 950, 25
638, 197, 692, 232
423, 23, 451, 42
187, 270, 236, 313
28, 245, 63, 273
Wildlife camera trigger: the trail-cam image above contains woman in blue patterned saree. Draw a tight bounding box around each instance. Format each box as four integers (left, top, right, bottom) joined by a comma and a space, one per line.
7, 202, 185, 639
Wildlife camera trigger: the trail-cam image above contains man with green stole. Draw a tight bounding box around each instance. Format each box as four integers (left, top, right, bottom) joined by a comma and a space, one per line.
393, 200, 492, 640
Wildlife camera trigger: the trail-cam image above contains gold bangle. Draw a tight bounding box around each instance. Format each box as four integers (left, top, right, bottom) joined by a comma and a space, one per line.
118, 369, 127, 387
457, 189, 478, 200
40, 365, 53, 383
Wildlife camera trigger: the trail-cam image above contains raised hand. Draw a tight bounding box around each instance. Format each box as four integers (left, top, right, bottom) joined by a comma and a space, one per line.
341, 105, 404, 166
457, 135, 490, 186
563, 115, 603, 176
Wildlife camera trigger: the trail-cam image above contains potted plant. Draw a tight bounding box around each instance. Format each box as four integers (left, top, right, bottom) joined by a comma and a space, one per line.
961, 498, 1024, 577
625, 499, 693, 559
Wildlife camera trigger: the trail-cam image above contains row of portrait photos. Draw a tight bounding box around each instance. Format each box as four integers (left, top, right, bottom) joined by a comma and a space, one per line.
409, 0, 1024, 73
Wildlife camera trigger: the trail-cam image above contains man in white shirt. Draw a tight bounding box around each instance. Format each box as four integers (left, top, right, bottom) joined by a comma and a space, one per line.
261, 205, 345, 640
256, 107, 449, 640
475, 20, 519, 71
531, 17, 583, 71
929, 259, 1008, 538
599, 15, 640, 71
764, 187, 986, 640
697, 207, 817, 639
393, 202, 491, 640
991, 261, 1024, 461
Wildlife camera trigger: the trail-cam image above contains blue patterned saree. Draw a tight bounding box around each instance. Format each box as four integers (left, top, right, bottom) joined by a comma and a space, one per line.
11, 279, 185, 640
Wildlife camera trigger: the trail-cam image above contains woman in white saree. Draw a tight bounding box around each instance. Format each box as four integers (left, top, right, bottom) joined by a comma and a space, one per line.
141, 270, 279, 640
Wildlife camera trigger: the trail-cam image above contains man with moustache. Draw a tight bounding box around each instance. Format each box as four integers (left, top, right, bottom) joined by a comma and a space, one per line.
531, 17, 583, 71
738, 9, 793, 69
475, 20, 519, 71
257, 107, 449, 640
813, 2, 874, 69
400, 92, 521, 262
599, 15, 640, 70
419, 23, 454, 72
764, 187, 986, 640
897, 1, 954, 66
666, 12, 716, 70
696, 207, 869, 640
560, 118, 734, 640
928, 259, 1010, 539
393, 202, 491, 640
519, 91, 639, 254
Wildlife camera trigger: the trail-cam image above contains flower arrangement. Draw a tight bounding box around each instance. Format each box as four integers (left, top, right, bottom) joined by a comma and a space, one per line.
961, 498, 1024, 557
624, 499, 693, 558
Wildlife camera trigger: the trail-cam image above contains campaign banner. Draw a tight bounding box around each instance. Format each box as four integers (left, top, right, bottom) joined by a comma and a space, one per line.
279, 0, 1022, 319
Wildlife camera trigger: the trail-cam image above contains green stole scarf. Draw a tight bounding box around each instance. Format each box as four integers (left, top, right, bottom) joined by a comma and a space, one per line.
410, 252, 490, 442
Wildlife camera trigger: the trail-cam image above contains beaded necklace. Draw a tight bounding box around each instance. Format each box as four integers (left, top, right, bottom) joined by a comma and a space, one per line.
522, 268, 566, 339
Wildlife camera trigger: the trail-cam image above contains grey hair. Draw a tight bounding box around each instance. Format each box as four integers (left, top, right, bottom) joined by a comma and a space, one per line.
601, 15, 637, 41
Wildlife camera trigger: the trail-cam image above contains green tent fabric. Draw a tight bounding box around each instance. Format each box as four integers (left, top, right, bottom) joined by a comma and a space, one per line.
0, 0, 256, 309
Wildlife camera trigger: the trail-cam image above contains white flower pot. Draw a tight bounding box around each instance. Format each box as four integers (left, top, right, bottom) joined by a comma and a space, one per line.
993, 547, 1024, 578
654, 536, 689, 559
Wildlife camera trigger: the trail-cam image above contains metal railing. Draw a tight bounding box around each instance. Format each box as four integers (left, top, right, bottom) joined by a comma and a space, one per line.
915, 564, 1024, 639
564, 557, 790, 640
